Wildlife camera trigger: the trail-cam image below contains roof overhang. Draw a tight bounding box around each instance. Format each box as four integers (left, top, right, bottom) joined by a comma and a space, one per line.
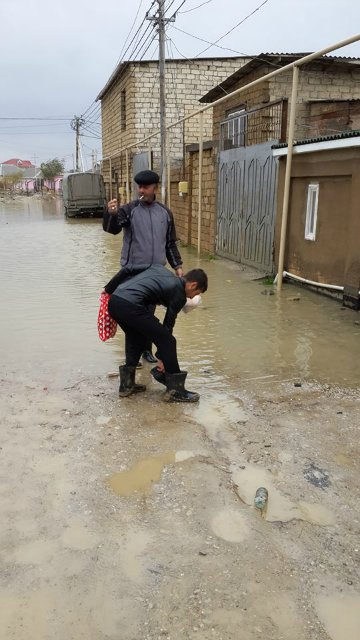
272, 136, 360, 157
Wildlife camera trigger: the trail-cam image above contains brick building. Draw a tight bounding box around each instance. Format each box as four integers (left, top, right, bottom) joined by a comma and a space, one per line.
171, 53, 360, 259
96, 56, 249, 197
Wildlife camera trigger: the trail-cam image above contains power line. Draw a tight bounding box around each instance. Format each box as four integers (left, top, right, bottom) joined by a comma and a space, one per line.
0, 117, 72, 121
168, 36, 229, 96
179, 0, 213, 13
194, 0, 270, 57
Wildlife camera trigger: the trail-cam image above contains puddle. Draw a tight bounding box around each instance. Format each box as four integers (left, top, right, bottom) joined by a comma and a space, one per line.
107, 451, 197, 496
232, 464, 335, 525
211, 508, 249, 542
333, 452, 354, 467
96, 415, 112, 426
316, 593, 360, 640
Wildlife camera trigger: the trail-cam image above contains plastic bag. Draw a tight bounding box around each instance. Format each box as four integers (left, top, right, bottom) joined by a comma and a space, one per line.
182, 294, 202, 314
97, 292, 117, 341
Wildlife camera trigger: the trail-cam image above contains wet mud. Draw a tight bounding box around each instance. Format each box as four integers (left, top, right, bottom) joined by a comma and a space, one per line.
1, 197, 360, 639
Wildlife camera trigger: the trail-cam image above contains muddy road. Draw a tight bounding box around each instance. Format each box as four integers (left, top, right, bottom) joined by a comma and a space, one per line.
0, 196, 359, 640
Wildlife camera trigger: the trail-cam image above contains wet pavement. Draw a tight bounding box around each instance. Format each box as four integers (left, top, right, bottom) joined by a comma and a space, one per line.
0, 195, 359, 640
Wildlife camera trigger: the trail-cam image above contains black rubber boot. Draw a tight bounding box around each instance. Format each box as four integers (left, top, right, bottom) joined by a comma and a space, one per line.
150, 366, 166, 386
142, 350, 158, 364
164, 371, 200, 403
119, 365, 146, 397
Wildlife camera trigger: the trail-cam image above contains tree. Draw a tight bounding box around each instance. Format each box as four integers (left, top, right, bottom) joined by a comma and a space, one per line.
40, 158, 64, 190
0, 170, 24, 193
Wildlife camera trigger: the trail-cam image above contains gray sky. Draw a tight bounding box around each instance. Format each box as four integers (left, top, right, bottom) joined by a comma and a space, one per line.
1, 0, 360, 169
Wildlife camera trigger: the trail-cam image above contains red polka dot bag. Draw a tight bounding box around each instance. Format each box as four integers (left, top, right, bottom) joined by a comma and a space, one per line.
97, 292, 117, 341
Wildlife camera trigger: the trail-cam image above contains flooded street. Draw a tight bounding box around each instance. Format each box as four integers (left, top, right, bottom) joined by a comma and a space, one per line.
1, 196, 360, 640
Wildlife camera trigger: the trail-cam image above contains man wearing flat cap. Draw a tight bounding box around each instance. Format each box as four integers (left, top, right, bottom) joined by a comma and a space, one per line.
103, 169, 183, 364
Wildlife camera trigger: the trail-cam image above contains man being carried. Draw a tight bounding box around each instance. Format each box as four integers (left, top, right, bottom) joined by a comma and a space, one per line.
105, 264, 208, 403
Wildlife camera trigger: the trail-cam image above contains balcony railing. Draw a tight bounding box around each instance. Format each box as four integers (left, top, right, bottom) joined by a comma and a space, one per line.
220, 99, 287, 151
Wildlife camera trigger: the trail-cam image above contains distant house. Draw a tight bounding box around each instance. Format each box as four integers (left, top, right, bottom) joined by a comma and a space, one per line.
273, 130, 360, 309
171, 53, 360, 265
2, 158, 34, 168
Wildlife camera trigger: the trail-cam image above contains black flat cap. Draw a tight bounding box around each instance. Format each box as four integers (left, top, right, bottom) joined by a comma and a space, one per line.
134, 170, 160, 185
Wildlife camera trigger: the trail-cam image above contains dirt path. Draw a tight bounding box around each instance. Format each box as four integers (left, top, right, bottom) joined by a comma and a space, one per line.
1, 369, 359, 640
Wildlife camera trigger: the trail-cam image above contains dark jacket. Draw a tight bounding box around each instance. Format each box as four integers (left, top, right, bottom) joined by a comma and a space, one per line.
102, 199, 182, 270
106, 264, 186, 332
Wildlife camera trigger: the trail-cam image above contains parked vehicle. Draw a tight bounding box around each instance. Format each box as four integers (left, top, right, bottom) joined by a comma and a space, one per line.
62, 172, 106, 218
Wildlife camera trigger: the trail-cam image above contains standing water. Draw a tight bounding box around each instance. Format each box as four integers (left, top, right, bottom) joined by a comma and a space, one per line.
1, 196, 359, 387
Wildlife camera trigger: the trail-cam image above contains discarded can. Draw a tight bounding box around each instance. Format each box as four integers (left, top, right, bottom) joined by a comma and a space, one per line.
254, 487, 268, 510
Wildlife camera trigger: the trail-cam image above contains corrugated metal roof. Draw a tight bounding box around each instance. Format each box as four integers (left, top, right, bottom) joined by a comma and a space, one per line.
200, 53, 360, 104
272, 129, 360, 149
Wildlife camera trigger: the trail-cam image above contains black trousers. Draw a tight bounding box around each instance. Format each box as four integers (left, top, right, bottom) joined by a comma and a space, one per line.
108, 296, 180, 373
143, 304, 155, 353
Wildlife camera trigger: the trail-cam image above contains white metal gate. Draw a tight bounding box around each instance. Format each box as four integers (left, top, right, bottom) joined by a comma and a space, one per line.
216, 142, 278, 272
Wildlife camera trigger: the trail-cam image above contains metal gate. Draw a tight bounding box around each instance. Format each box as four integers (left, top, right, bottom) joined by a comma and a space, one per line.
132, 152, 149, 198
216, 142, 278, 272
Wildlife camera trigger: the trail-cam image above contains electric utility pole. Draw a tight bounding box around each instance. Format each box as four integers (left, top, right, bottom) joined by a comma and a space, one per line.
147, 1, 175, 201
70, 116, 85, 172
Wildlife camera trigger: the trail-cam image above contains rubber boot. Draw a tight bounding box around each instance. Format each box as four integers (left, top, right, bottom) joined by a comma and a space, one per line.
164, 371, 200, 403
150, 366, 166, 386
119, 365, 146, 397
142, 349, 158, 364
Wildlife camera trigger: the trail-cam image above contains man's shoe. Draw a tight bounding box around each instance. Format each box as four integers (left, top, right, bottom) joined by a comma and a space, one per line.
142, 350, 158, 364
164, 371, 199, 403
119, 365, 146, 397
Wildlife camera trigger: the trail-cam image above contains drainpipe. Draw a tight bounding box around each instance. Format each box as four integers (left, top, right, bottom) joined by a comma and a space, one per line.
125, 149, 130, 202
109, 158, 112, 200
167, 136, 171, 208
277, 65, 299, 291
197, 110, 204, 256
275, 270, 344, 291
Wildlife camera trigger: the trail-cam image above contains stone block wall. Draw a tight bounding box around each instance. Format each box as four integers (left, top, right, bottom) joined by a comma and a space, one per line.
211, 62, 360, 143
268, 64, 360, 141
169, 146, 217, 255
100, 58, 249, 163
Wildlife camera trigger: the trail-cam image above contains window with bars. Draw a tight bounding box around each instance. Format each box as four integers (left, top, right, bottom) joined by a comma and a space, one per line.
305, 184, 319, 241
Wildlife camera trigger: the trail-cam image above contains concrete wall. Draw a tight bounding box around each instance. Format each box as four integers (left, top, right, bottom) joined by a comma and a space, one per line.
274, 146, 360, 293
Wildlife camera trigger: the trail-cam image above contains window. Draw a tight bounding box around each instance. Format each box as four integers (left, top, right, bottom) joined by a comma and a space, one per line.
305, 184, 319, 241
227, 108, 247, 147
120, 89, 126, 131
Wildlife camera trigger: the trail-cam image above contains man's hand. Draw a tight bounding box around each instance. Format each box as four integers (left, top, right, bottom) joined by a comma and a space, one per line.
175, 267, 184, 277
107, 199, 118, 214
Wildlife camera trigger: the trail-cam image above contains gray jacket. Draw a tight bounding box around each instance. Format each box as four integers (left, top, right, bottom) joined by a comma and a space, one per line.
102, 199, 182, 269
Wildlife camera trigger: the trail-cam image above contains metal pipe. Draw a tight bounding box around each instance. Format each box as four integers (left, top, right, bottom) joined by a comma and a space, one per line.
280, 270, 344, 291
125, 149, 130, 202
277, 66, 299, 292
109, 158, 112, 200
148, 143, 152, 170
197, 111, 204, 256
167, 136, 171, 207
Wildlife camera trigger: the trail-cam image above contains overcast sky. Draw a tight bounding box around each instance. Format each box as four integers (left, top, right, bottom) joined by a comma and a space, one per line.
1, 0, 360, 169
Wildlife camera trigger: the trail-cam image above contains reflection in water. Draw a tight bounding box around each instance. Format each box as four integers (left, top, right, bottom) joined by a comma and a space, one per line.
1, 197, 360, 386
